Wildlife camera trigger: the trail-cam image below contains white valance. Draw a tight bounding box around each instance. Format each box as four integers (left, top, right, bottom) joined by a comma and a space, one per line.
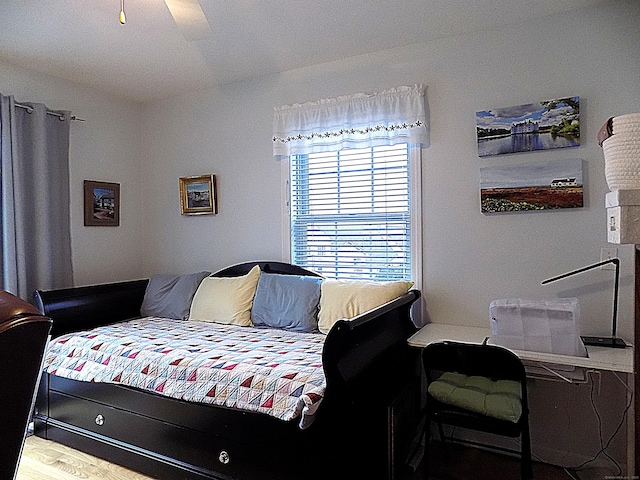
273, 85, 429, 158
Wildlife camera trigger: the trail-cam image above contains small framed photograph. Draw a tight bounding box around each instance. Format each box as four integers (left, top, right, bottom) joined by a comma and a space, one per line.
84, 180, 120, 226
179, 174, 217, 215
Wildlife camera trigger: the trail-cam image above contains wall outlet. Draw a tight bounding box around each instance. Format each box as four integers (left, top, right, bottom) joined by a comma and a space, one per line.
600, 247, 618, 269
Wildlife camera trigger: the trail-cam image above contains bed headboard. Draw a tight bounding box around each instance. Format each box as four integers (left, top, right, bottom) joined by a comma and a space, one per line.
213, 261, 321, 278
34, 279, 149, 338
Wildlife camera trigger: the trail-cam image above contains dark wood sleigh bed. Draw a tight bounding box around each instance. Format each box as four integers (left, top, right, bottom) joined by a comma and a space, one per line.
33, 261, 421, 480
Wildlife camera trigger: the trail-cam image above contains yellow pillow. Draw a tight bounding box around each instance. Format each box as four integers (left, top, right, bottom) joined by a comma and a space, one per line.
317, 279, 413, 334
188, 265, 261, 326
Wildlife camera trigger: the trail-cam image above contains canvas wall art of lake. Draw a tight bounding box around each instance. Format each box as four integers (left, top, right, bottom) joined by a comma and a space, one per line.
480, 158, 584, 213
476, 97, 580, 157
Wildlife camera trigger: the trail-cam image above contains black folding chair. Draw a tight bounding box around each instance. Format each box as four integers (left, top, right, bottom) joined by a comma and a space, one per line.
422, 340, 532, 479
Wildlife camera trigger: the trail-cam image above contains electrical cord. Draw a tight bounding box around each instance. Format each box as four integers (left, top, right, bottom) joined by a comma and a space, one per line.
565, 370, 632, 476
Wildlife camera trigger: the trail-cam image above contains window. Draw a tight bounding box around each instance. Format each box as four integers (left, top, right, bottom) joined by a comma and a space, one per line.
273, 85, 427, 285
286, 143, 421, 282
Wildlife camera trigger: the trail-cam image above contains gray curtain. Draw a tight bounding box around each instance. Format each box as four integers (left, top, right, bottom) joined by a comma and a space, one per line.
0, 94, 73, 300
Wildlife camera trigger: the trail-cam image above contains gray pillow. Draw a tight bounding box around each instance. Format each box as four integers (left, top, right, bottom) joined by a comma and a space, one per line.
141, 271, 210, 320
251, 273, 322, 332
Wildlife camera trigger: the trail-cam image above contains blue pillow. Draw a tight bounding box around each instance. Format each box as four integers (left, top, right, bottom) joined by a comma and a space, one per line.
141, 271, 210, 320
251, 273, 322, 332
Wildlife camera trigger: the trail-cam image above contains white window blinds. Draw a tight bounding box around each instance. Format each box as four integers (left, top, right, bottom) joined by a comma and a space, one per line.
290, 144, 412, 281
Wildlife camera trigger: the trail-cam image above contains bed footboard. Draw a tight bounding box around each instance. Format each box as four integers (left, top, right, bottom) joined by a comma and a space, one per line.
323, 289, 420, 395
322, 290, 421, 478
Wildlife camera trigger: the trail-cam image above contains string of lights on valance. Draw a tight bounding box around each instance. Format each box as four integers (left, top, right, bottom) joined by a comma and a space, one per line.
272, 84, 429, 158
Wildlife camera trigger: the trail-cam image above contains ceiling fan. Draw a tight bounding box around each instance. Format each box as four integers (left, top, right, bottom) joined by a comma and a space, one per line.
163, 0, 212, 41
119, 0, 212, 41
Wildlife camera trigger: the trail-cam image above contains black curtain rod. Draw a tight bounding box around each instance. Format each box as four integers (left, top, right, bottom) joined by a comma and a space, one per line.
14, 102, 85, 122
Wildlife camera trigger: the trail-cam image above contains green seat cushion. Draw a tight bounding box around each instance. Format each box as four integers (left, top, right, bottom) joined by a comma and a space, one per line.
428, 372, 522, 423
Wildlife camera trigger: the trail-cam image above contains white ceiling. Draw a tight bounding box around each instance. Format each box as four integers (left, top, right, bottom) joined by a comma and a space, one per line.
0, 0, 612, 103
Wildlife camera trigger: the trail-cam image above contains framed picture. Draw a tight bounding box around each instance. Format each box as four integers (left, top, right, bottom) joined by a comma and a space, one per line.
179, 174, 217, 215
84, 180, 120, 226
476, 96, 580, 157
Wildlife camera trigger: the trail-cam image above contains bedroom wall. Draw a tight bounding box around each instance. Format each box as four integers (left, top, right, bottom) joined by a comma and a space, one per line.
0, 61, 145, 286
140, 0, 639, 470
142, 1, 640, 339
1, 0, 635, 472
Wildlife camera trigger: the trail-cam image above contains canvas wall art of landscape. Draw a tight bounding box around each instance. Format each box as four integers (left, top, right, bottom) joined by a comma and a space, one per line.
476, 97, 580, 157
480, 158, 584, 213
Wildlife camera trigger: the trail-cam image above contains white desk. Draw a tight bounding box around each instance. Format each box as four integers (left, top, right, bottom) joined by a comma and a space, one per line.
409, 322, 635, 476
408, 322, 634, 373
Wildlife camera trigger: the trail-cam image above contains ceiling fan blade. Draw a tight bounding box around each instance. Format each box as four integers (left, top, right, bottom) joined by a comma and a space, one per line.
163, 0, 212, 41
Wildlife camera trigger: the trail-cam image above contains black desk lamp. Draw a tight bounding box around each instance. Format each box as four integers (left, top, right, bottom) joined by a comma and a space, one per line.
541, 258, 627, 348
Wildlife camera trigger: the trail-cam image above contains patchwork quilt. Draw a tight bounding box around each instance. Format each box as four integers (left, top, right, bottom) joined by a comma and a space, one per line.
44, 317, 326, 429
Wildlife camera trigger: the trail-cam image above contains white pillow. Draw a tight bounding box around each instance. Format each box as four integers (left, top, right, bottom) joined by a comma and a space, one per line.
317, 279, 413, 334
189, 265, 261, 326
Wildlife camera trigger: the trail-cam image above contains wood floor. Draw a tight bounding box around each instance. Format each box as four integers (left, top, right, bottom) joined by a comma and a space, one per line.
17, 435, 596, 480
17, 436, 153, 480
